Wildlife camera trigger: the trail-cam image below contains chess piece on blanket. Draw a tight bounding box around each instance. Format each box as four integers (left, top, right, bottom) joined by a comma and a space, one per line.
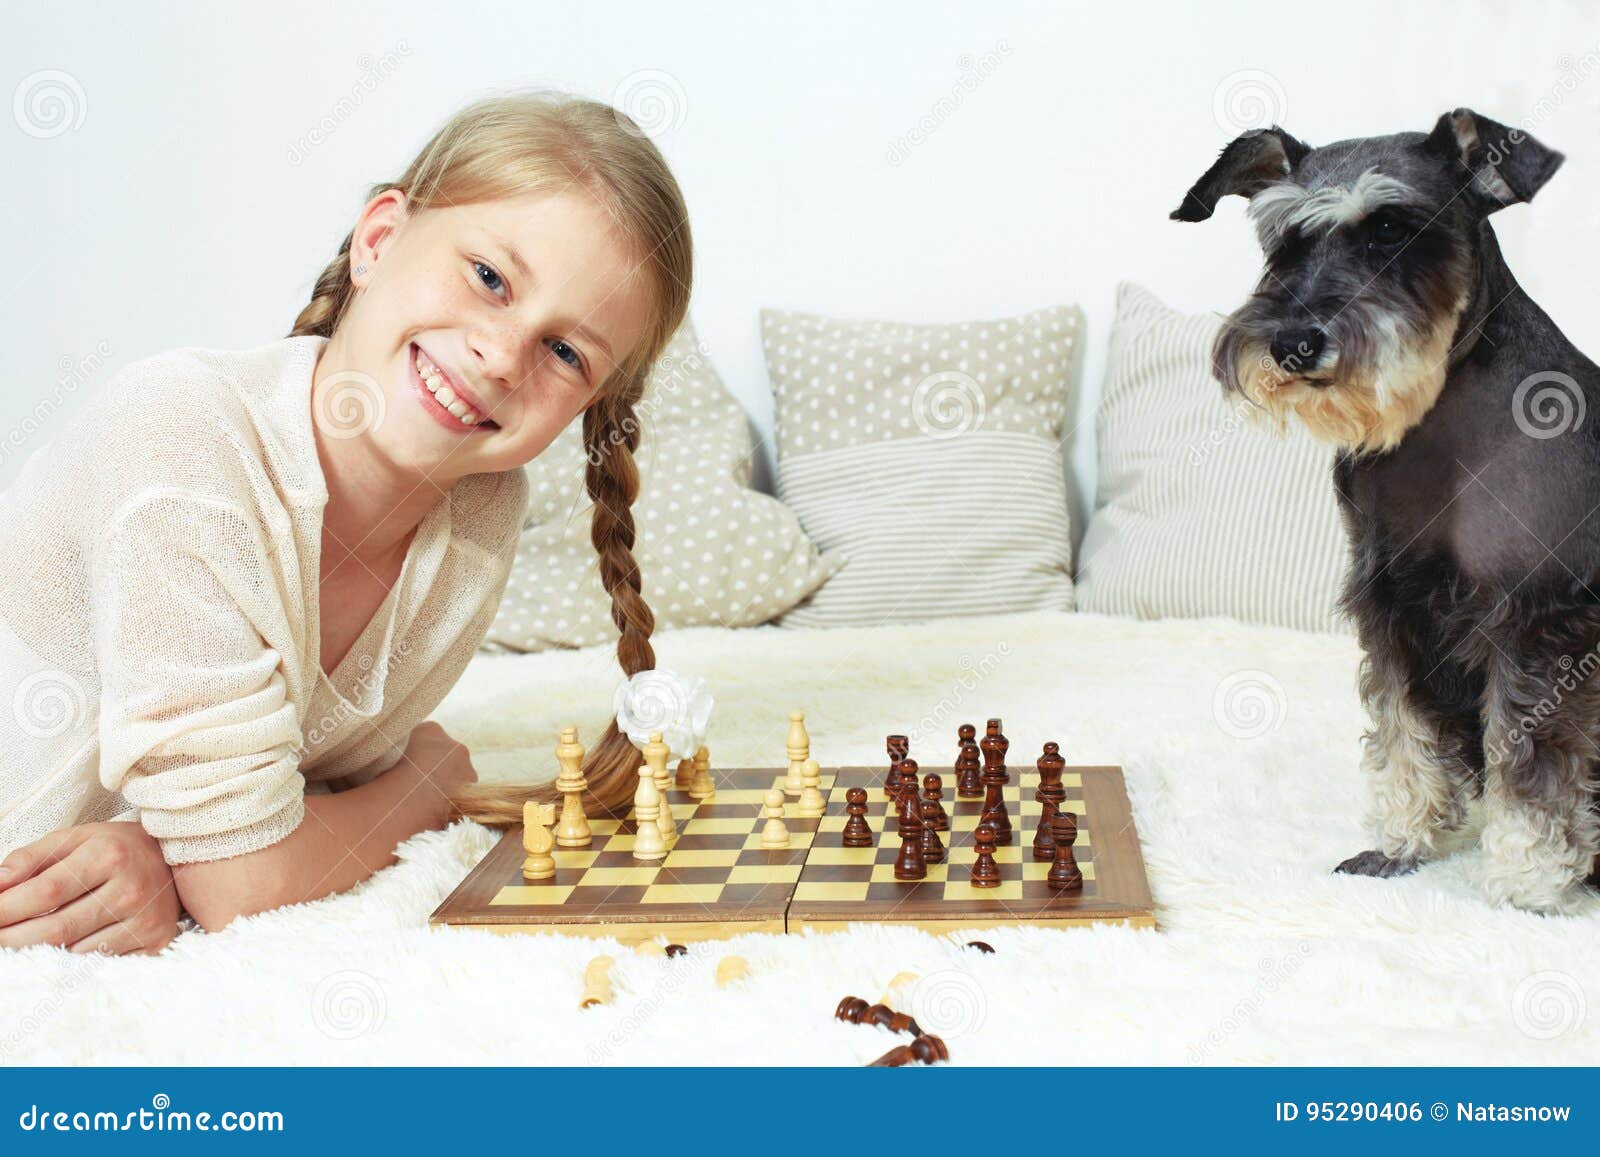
761, 788, 791, 849
979, 718, 1012, 844
954, 723, 982, 798
884, 734, 909, 800
841, 787, 873, 848
894, 781, 928, 880
553, 726, 591, 848
834, 996, 923, 1037
796, 757, 826, 818
970, 822, 1001, 889
632, 763, 669, 862
521, 801, 557, 880
644, 731, 677, 846
921, 773, 948, 832
1033, 742, 1067, 862
1046, 811, 1084, 891
580, 955, 615, 1009
687, 744, 715, 800
919, 795, 945, 864
867, 1034, 949, 1067
716, 956, 750, 988
785, 711, 810, 795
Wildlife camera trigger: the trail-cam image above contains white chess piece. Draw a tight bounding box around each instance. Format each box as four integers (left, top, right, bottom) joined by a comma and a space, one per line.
760, 787, 790, 850
632, 763, 668, 862
784, 711, 809, 795
553, 726, 591, 848
795, 757, 826, 818
644, 731, 677, 846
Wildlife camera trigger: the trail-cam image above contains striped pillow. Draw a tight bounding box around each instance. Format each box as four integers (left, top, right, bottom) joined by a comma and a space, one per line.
1074, 282, 1353, 635
762, 305, 1082, 628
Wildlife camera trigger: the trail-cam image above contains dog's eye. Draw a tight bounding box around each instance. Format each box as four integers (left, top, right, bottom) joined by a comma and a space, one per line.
1366, 213, 1412, 250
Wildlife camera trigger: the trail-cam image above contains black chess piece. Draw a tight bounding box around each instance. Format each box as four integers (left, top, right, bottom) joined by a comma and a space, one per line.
894, 780, 927, 880
894, 759, 920, 828
919, 795, 945, 864
1046, 811, 1083, 891
955, 723, 982, 797
979, 718, 1012, 844
841, 786, 873, 848
1032, 741, 1067, 862
921, 772, 948, 832
885, 734, 909, 800
970, 821, 1001, 888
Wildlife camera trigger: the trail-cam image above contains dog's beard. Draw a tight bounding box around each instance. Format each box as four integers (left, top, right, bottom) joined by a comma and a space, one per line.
1215, 298, 1465, 455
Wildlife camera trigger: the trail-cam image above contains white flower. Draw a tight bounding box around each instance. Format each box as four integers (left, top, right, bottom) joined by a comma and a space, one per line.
612, 668, 714, 759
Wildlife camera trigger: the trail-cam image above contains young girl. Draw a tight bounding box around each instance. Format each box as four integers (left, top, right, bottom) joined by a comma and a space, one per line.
0, 90, 692, 954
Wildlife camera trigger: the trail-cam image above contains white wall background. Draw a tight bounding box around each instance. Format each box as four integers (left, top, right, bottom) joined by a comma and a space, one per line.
6, 0, 1600, 554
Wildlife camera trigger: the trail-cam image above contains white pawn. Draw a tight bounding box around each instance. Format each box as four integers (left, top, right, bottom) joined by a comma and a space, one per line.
795, 757, 826, 819
760, 788, 790, 850
632, 763, 668, 862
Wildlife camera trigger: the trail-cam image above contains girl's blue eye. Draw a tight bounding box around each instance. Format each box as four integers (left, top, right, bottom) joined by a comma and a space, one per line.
473, 260, 505, 296
548, 339, 583, 371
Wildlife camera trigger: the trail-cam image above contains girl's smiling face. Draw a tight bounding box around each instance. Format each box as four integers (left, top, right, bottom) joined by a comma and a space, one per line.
333, 187, 653, 481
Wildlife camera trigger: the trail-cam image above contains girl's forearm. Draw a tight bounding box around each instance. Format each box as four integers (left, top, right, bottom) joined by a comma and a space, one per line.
171, 759, 444, 931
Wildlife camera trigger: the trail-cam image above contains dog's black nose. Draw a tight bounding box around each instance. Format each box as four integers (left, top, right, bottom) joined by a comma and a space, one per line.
1270, 327, 1326, 371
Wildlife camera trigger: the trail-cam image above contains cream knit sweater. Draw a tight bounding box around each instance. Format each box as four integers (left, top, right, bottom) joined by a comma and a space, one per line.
0, 335, 529, 864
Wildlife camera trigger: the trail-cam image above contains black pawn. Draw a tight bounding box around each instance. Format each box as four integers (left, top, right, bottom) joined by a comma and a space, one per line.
970, 821, 1001, 888
979, 718, 1012, 844
919, 796, 945, 864
1033, 741, 1067, 862
921, 773, 949, 832
894, 759, 920, 827
1046, 811, 1083, 891
885, 734, 909, 800
955, 723, 983, 798
841, 786, 873, 848
894, 779, 927, 880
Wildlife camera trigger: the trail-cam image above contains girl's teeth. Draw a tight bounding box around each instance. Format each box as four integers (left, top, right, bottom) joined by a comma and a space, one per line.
414, 349, 490, 426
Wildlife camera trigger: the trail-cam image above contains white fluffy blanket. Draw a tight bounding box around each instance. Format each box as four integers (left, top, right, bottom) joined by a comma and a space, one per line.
3, 611, 1596, 1065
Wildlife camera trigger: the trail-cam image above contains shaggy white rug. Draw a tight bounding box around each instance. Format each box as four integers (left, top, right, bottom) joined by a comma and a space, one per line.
3, 610, 1596, 1065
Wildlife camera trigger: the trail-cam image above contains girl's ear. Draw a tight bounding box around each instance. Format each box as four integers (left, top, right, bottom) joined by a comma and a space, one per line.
350, 187, 409, 280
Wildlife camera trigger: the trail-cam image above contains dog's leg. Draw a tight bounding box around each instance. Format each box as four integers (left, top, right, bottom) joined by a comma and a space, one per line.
1474, 648, 1600, 915
1335, 634, 1480, 877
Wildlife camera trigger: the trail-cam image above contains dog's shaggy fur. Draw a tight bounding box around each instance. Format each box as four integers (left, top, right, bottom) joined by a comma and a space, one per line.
1173, 107, 1600, 914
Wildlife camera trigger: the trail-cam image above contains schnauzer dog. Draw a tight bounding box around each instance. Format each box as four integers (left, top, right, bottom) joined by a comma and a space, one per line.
1172, 108, 1600, 914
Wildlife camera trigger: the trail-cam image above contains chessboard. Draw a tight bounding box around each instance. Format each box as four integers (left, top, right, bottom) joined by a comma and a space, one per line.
430, 763, 1155, 944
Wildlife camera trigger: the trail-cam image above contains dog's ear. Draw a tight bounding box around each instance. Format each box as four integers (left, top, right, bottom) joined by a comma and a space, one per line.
1170, 127, 1312, 222
1426, 108, 1564, 212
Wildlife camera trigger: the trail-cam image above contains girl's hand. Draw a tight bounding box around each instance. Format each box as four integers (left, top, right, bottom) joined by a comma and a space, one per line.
399, 721, 478, 821
0, 822, 182, 955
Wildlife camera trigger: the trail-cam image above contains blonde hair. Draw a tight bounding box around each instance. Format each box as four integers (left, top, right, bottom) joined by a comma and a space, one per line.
289, 89, 692, 824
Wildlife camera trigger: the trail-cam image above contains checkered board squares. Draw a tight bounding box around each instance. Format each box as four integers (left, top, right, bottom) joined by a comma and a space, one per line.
430, 765, 1155, 940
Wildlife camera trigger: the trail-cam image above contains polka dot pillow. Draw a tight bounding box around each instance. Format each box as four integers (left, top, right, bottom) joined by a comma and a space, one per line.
481, 321, 842, 652
761, 305, 1083, 628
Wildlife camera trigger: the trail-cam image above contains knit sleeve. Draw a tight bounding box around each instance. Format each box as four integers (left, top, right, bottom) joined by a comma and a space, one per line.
90, 490, 306, 865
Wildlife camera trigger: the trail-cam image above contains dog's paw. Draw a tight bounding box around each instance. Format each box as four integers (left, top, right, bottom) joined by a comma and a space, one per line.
1333, 849, 1419, 878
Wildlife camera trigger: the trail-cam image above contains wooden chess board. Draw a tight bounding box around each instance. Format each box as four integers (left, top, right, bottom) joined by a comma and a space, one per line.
430, 765, 1155, 943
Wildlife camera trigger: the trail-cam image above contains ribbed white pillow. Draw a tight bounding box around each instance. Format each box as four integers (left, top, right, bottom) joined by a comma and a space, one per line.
762, 305, 1082, 628
1075, 282, 1353, 635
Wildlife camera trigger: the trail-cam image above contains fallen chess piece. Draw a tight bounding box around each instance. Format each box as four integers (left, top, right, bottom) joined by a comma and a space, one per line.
715, 955, 750, 988
634, 940, 667, 957
579, 955, 615, 1009
867, 1033, 949, 1067
965, 941, 996, 955
834, 995, 922, 1037
880, 971, 918, 1007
